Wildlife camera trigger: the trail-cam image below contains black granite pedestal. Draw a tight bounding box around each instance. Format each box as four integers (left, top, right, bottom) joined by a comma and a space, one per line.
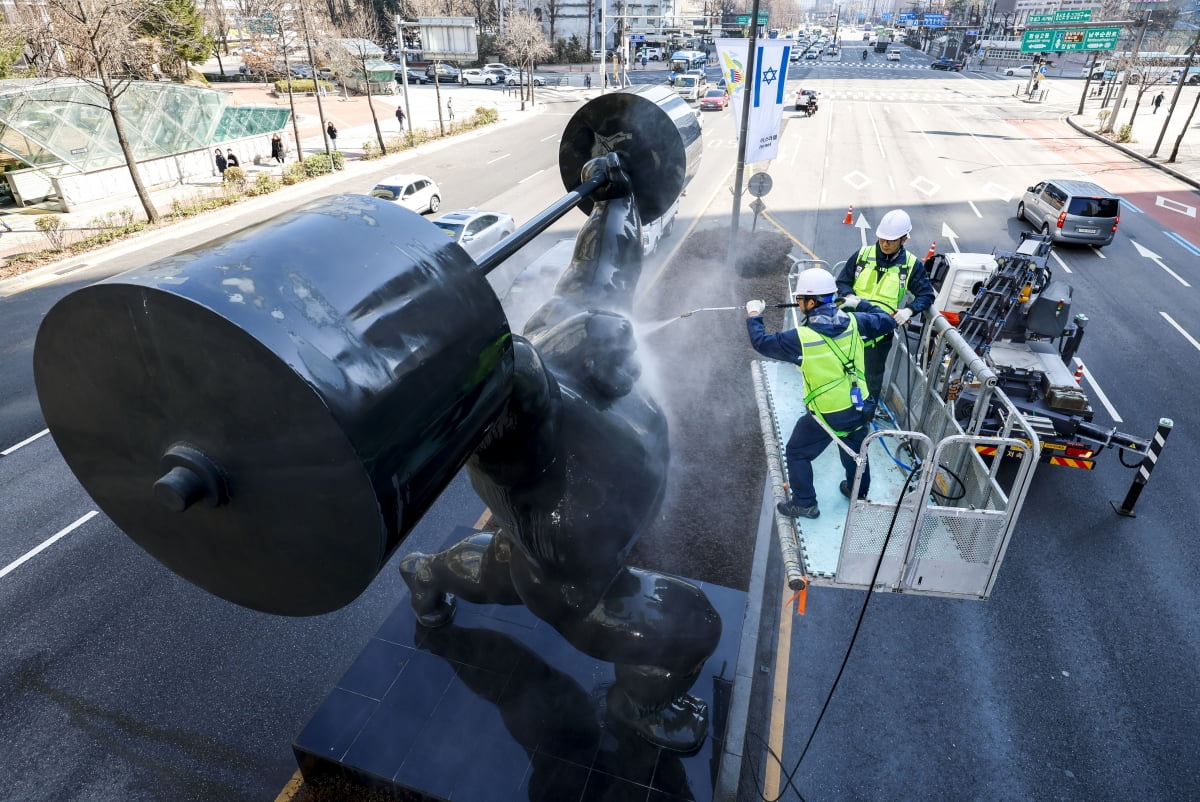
293, 532, 748, 802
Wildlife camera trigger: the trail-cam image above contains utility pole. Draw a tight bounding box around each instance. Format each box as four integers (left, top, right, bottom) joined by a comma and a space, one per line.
726, 0, 763, 269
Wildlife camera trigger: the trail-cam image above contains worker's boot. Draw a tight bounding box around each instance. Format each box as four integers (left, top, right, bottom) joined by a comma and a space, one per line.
777, 499, 820, 519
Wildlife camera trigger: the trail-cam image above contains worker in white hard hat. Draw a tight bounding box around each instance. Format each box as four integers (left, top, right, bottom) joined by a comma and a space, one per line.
835, 208, 936, 410
745, 268, 897, 519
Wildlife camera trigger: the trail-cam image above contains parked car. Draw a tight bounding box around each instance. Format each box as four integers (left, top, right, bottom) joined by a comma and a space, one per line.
1016, 179, 1120, 247
425, 63, 461, 81
506, 72, 547, 86
483, 63, 516, 75
931, 59, 964, 71
431, 209, 516, 260
1005, 64, 1034, 76
699, 88, 729, 110
399, 67, 429, 84
460, 68, 503, 85
369, 174, 442, 214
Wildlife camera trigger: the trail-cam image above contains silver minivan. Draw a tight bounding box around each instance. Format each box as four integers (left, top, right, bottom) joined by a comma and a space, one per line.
1017, 179, 1120, 247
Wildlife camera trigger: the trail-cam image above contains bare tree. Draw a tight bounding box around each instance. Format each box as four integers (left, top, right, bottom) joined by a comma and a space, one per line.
497, 11, 550, 108
333, 12, 392, 156
541, 0, 561, 44
42, 0, 163, 222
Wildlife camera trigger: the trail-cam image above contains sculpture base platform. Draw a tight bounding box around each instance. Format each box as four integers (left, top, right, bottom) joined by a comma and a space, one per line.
294, 530, 748, 802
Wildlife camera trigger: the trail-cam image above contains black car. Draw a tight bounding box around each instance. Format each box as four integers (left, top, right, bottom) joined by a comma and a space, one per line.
930, 59, 964, 72
425, 63, 461, 81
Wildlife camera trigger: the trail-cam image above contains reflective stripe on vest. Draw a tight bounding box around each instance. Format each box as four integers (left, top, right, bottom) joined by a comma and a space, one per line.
795, 314, 869, 432
852, 247, 916, 314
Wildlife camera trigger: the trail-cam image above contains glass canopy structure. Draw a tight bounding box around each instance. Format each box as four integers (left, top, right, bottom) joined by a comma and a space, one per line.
0, 78, 290, 174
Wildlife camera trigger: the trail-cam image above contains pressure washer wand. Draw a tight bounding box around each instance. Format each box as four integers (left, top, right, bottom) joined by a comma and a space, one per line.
678, 303, 800, 318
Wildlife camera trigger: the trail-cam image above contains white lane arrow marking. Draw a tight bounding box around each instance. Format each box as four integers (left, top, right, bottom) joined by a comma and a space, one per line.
1132, 240, 1191, 287
941, 221, 960, 253
856, 213, 872, 248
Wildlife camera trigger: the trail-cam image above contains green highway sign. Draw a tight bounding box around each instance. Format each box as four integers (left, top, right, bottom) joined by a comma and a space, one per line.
1021, 26, 1121, 52
1055, 9, 1093, 22
735, 14, 769, 24
1029, 9, 1093, 23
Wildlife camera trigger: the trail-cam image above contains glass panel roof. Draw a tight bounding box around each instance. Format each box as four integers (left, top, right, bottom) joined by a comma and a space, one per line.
0, 79, 290, 172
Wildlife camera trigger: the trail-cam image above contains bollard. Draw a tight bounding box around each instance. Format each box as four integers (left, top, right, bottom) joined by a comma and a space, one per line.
1074, 362, 1085, 383
1112, 418, 1174, 517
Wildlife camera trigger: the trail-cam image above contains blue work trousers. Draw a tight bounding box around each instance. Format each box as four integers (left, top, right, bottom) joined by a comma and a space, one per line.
863, 333, 894, 403
785, 407, 871, 506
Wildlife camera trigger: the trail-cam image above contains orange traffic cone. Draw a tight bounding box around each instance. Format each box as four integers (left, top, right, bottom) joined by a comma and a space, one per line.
924, 241, 937, 260
843, 205, 853, 225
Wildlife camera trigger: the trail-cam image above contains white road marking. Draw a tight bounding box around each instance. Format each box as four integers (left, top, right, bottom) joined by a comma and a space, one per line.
1049, 249, 1073, 274
867, 104, 886, 159
967, 200, 982, 218
540, 133, 558, 142
843, 170, 872, 190
517, 169, 545, 184
911, 176, 940, 196
2, 428, 49, 456
983, 182, 1013, 202
1156, 195, 1196, 217
1, 511, 100, 579
486, 153, 511, 164
1090, 245, 1107, 259
1161, 312, 1200, 354
1071, 359, 1122, 424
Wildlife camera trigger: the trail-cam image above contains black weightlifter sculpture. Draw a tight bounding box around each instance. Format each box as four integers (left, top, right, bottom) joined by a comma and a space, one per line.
400, 152, 721, 754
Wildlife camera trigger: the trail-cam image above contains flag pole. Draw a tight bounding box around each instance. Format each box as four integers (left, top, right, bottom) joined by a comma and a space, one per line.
726, 0, 764, 270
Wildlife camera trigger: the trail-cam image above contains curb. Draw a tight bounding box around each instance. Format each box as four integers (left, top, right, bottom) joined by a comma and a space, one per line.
1065, 113, 1200, 193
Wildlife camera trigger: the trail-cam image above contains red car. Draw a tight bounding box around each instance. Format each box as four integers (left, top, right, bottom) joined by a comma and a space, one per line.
699, 88, 729, 111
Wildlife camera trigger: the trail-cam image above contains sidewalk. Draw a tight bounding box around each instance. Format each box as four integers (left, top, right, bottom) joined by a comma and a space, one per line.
1065, 86, 1200, 191
0, 76, 577, 266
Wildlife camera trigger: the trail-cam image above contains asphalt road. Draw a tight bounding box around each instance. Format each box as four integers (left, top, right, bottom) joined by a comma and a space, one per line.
739, 57, 1200, 802
2, 56, 1200, 801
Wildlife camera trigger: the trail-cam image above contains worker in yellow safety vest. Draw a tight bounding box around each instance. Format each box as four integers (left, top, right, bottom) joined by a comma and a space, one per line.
746, 268, 897, 519
836, 208, 936, 411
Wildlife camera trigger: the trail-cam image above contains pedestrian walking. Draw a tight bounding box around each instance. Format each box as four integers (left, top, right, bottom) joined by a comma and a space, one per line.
326, 121, 338, 146
446, 98, 454, 121
214, 148, 227, 176
225, 149, 239, 168
270, 133, 284, 164
395, 105, 406, 130
1153, 92, 1164, 114
585, 73, 592, 89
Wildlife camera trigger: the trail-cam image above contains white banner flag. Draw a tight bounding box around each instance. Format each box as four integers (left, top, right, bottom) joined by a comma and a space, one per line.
715, 38, 792, 163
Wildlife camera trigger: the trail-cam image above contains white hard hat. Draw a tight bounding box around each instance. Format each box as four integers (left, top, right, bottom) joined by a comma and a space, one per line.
877, 209, 913, 240
793, 268, 837, 298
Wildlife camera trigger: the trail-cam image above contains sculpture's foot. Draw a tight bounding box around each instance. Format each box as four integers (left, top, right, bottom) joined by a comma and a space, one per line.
606, 685, 709, 753
398, 552, 457, 628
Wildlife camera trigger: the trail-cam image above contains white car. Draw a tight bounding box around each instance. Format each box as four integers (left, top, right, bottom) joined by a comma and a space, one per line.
1006, 64, 1034, 76
431, 209, 516, 260
886, 49, 902, 61
506, 73, 547, 86
483, 62, 515, 74
460, 68, 502, 85
369, 174, 441, 214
